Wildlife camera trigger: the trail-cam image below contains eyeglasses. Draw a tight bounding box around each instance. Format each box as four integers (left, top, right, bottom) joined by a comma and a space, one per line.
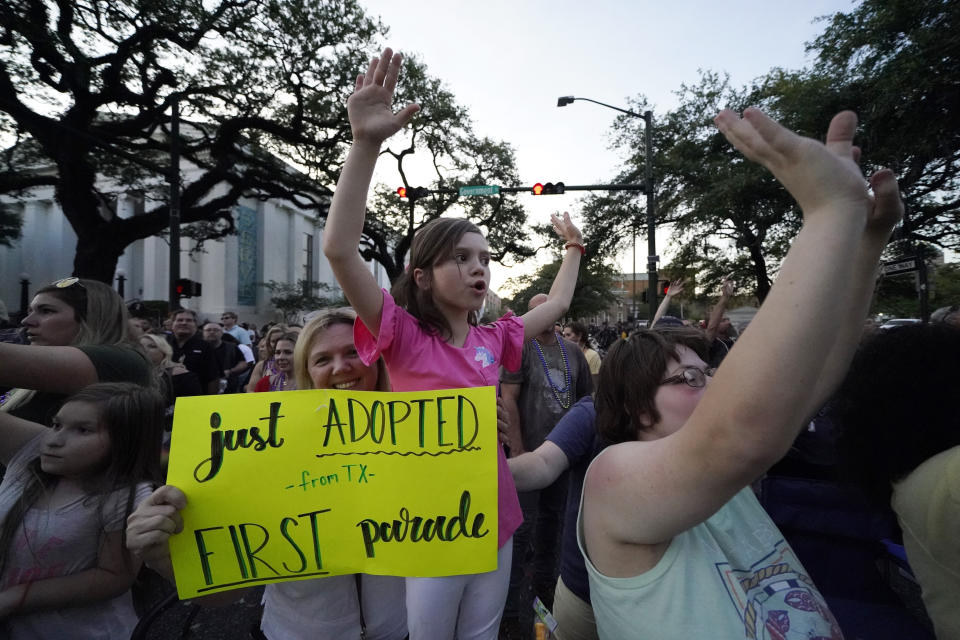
660, 366, 715, 388
52, 277, 84, 290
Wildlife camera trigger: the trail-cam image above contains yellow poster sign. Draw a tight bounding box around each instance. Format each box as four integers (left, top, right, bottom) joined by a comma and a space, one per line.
166, 386, 498, 598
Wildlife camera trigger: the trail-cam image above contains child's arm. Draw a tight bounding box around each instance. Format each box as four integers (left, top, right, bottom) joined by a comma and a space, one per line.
0, 411, 46, 467
585, 110, 902, 548
322, 48, 420, 337
520, 212, 584, 338
0, 529, 138, 618
650, 278, 685, 328
508, 441, 570, 492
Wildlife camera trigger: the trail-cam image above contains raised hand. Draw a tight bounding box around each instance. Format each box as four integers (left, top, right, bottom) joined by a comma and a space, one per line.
666, 278, 686, 298
714, 108, 886, 224
347, 48, 420, 145
551, 211, 583, 246
720, 273, 735, 298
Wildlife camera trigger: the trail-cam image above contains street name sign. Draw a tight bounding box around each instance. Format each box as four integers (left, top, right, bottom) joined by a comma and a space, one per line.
459, 185, 500, 197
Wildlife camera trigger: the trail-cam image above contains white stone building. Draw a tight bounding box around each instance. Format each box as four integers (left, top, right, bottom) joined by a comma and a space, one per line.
0, 177, 388, 327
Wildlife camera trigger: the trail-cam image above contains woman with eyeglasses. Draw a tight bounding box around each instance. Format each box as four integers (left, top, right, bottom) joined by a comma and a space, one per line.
0, 278, 152, 428
576, 108, 904, 639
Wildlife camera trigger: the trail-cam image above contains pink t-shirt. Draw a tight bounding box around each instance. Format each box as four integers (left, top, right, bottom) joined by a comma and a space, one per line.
355, 290, 523, 548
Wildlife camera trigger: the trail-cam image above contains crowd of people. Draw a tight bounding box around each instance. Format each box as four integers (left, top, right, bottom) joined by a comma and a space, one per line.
0, 47, 958, 640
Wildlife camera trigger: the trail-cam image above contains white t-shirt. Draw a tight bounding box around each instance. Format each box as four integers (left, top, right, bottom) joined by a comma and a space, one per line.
0, 436, 153, 639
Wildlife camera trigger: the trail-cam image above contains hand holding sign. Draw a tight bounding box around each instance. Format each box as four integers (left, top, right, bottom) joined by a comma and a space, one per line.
126, 485, 187, 582
164, 386, 499, 598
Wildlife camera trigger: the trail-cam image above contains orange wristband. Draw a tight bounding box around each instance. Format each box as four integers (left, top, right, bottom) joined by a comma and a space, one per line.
564, 241, 585, 256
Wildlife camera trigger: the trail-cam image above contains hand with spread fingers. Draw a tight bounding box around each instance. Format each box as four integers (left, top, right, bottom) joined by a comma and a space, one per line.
551, 211, 583, 246
347, 47, 420, 145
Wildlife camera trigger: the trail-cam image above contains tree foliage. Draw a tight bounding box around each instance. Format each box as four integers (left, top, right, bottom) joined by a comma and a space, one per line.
504, 254, 618, 321
0, 0, 383, 281
587, 0, 958, 302
260, 279, 344, 324
0, 0, 537, 286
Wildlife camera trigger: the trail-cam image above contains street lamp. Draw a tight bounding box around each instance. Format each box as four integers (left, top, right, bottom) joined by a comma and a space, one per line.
557, 96, 658, 322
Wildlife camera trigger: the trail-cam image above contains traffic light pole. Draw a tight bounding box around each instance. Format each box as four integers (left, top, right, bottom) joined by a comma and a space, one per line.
643, 110, 658, 322
168, 96, 182, 311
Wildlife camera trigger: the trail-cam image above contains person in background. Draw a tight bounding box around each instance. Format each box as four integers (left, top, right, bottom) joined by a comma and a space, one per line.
562, 321, 602, 389
835, 323, 960, 639
165, 309, 220, 395
246, 324, 287, 393
126, 309, 407, 640
220, 311, 252, 346
704, 273, 738, 368
500, 294, 592, 633
0, 278, 151, 427
253, 333, 298, 392
0, 382, 162, 638
201, 322, 250, 393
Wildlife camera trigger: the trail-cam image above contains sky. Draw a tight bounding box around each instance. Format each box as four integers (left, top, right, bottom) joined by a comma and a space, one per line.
357, 0, 859, 294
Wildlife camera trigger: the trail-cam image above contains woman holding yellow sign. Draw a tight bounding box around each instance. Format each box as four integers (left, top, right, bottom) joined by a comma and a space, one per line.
126, 309, 407, 640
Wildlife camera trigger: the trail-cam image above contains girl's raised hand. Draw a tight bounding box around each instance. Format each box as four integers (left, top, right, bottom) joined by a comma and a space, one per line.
347, 48, 420, 145
551, 211, 583, 246
714, 108, 888, 225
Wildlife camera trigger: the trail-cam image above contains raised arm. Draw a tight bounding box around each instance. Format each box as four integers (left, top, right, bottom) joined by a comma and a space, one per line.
585, 109, 902, 548
704, 274, 734, 342
521, 212, 584, 338
649, 278, 685, 328
322, 48, 420, 336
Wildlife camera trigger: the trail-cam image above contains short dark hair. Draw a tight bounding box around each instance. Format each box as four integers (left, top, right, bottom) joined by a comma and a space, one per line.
391, 217, 485, 339
564, 321, 589, 347
170, 308, 198, 323
835, 324, 960, 504
595, 328, 709, 445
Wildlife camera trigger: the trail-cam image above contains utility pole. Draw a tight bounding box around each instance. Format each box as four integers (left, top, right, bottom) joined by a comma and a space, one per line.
168, 96, 181, 311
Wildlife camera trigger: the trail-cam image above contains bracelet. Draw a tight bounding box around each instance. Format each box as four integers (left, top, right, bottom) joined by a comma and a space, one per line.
564, 241, 586, 256
15, 581, 33, 612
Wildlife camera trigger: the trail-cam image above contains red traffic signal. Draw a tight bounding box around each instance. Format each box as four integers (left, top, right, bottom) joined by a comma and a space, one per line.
397, 186, 429, 199
531, 182, 565, 195
175, 278, 202, 298
661, 281, 670, 295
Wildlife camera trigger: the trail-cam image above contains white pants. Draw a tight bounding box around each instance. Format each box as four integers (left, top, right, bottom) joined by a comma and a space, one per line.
405, 538, 512, 640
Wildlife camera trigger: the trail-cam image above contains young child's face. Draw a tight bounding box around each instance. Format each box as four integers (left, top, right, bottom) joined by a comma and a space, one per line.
41, 401, 111, 480
428, 232, 491, 314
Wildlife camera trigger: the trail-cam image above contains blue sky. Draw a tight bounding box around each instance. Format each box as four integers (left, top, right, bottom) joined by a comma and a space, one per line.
359, 0, 860, 293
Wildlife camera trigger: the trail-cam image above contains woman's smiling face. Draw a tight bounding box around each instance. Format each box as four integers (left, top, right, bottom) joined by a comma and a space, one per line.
307, 322, 378, 391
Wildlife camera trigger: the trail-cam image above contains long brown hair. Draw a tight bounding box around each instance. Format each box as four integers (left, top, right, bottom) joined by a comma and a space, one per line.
0, 383, 164, 577
390, 218, 485, 340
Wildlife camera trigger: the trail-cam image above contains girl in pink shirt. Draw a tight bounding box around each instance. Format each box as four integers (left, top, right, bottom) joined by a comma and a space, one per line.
323, 48, 585, 640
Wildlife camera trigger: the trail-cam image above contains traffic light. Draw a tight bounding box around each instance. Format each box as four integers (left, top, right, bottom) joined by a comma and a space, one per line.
175, 278, 202, 298
661, 281, 670, 296
531, 182, 565, 195
397, 186, 429, 200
